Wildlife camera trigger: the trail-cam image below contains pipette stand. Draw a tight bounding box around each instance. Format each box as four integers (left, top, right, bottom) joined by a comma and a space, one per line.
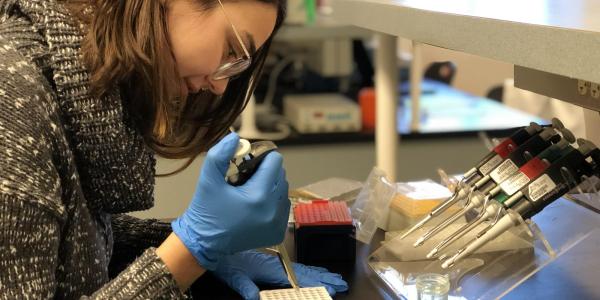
367, 182, 600, 299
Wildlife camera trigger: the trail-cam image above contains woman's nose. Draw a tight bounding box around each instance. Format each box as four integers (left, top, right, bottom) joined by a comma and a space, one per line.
208, 77, 229, 96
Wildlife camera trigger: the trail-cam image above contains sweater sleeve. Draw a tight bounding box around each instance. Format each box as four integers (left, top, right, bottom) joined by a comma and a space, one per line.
0, 37, 185, 299
0, 196, 62, 298
108, 214, 172, 278
0, 200, 184, 299
85, 248, 185, 300
0, 34, 66, 298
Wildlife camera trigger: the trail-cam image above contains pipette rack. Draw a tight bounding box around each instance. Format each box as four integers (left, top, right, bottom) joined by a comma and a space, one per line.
368, 186, 600, 299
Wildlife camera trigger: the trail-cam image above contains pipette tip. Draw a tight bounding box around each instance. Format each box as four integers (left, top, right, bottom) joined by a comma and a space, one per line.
441, 247, 467, 269
399, 230, 412, 240
441, 253, 459, 269
413, 237, 426, 247
400, 215, 431, 240
441, 260, 454, 269
426, 248, 438, 259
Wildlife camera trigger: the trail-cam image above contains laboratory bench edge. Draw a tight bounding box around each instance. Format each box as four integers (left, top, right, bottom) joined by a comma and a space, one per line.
273, 128, 520, 147
262, 80, 548, 147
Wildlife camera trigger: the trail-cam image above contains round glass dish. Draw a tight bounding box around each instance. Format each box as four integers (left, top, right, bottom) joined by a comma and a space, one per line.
416, 273, 450, 300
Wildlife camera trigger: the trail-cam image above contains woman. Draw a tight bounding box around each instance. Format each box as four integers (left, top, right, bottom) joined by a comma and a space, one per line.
0, 0, 348, 299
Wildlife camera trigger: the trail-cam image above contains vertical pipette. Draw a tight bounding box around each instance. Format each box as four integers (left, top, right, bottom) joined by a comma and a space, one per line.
414, 127, 560, 246
428, 140, 576, 257
441, 141, 598, 268
398, 122, 543, 240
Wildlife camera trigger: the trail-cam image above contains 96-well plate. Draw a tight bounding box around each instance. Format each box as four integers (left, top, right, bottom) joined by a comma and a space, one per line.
259, 287, 332, 300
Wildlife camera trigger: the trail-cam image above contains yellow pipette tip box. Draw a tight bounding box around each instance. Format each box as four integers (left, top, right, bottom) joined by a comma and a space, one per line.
390, 179, 455, 218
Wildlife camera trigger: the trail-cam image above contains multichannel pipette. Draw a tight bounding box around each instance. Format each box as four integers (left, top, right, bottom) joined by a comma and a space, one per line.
441, 139, 599, 268
399, 122, 545, 240
226, 139, 301, 289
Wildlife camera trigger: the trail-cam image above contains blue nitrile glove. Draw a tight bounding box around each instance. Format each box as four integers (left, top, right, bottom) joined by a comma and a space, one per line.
172, 132, 290, 271
213, 250, 349, 300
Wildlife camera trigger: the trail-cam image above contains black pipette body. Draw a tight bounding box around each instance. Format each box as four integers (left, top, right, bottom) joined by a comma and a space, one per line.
511, 148, 600, 219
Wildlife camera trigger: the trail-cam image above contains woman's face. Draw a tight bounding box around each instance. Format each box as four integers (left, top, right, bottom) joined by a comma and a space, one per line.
166, 0, 277, 97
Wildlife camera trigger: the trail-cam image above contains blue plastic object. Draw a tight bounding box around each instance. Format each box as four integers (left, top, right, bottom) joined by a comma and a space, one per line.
172, 133, 290, 270
214, 250, 349, 300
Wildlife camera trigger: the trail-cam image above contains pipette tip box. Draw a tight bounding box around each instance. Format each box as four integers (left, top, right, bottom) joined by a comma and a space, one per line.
293, 200, 356, 265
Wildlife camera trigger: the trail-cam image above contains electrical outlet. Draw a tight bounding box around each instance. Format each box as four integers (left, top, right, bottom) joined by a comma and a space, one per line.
591, 83, 600, 99
578, 80, 589, 95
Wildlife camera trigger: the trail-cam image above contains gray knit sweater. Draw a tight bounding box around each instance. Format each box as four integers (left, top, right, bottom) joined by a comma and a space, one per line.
0, 0, 186, 298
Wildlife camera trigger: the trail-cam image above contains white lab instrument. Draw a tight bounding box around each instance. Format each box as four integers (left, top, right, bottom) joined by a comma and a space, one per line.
283, 93, 362, 134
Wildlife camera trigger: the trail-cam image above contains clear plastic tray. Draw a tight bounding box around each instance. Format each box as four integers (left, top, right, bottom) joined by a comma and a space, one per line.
367, 196, 600, 300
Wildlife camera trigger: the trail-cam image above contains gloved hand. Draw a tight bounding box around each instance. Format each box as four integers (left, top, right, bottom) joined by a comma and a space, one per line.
213, 250, 349, 300
172, 132, 290, 271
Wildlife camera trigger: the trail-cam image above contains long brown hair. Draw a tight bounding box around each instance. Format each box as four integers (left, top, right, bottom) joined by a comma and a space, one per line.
62, 0, 286, 176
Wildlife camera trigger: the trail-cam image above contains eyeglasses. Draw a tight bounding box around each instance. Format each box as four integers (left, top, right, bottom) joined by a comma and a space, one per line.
211, 0, 252, 81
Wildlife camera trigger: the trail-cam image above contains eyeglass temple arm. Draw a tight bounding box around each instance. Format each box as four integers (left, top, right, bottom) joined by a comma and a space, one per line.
216, 0, 251, 58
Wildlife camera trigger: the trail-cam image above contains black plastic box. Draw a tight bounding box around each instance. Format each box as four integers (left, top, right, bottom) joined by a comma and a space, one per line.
294, 223, 356, 265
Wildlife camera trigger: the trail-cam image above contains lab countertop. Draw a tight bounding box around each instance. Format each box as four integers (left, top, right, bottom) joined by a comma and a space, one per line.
188, 197, 600, 299
276, 80, 548, 147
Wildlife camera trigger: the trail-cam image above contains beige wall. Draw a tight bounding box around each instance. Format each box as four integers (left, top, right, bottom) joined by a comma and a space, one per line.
399, 38, 514, 97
